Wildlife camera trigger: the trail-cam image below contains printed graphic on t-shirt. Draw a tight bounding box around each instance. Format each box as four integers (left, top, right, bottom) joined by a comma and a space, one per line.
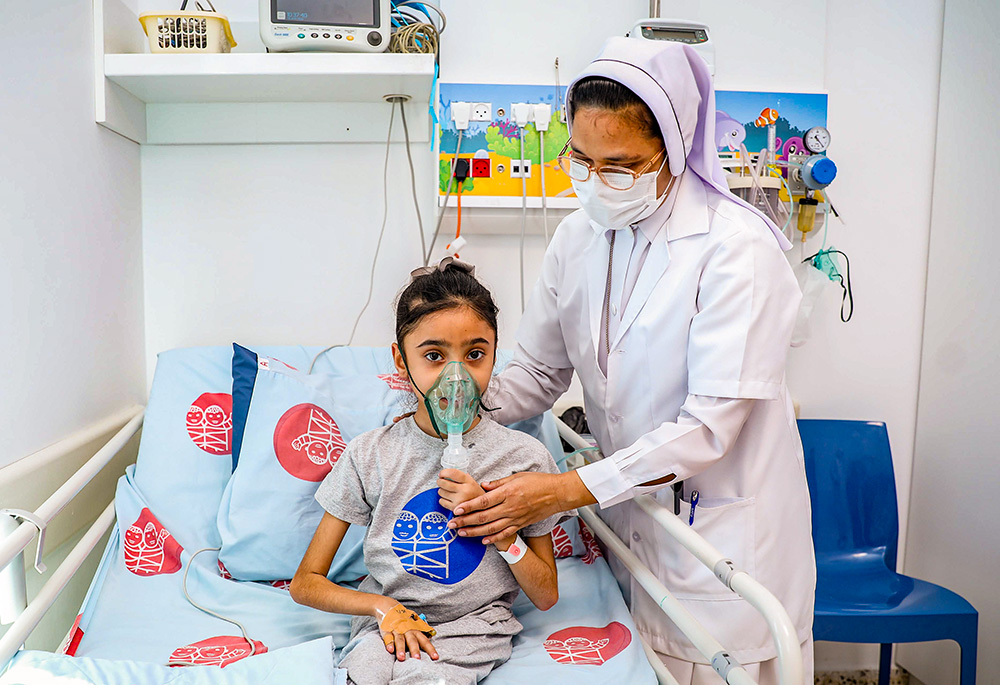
391, 488, 486, 584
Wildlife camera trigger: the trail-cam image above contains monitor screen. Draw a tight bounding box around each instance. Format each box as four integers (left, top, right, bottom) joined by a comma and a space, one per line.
273, 0, 378, 28
646, 27, 700, 41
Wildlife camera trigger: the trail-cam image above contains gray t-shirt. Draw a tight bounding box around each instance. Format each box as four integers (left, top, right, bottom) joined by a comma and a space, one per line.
314, 416, 562, 625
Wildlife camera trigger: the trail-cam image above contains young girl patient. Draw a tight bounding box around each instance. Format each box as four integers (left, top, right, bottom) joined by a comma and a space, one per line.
291, 258, 562, 685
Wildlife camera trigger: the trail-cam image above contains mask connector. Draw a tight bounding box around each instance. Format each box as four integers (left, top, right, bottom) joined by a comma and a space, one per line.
441, 432, 469, 470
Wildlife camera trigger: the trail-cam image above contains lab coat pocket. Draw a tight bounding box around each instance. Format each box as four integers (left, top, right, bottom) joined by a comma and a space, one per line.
658, 495, 756, 601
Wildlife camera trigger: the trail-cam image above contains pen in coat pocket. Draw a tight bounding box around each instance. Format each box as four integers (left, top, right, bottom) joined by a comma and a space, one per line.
688, 490, 700, 526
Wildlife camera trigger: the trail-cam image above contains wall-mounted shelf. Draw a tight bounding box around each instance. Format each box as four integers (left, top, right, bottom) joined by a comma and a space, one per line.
94, 0, 435, 144
104, 53, 435, 105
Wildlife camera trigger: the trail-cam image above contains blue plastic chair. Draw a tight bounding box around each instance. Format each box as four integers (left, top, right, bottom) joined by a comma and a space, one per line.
797, 419, 978, 685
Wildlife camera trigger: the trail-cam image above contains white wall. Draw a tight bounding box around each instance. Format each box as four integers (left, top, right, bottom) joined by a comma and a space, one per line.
0, 1, 146, 469
139, 0, 653, 371
898, 0, 1000, 682
138, 0, 945, 672
790, 1, 944, 670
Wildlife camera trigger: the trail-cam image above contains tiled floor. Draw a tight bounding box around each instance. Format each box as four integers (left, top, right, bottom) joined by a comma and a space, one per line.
815, 669, 909, 685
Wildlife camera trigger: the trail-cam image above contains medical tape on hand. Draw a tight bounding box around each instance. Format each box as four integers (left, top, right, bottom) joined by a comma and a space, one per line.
378, 603, 437, 644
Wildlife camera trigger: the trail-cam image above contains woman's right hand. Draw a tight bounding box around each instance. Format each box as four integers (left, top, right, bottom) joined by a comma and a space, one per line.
449, 471, 597, 544
374, 598, 439, 661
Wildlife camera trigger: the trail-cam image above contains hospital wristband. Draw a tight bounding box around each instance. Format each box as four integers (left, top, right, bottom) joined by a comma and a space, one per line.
496, 535, 527, 565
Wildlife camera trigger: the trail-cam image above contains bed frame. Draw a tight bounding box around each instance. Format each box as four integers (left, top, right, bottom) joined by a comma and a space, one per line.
0, 407, 802, 685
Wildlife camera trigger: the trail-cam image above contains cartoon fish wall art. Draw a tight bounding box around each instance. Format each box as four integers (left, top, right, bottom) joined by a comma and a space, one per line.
755, 107, 779, 127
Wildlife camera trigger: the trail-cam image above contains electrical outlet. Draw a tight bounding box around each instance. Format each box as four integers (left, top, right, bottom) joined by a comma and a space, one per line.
510, 159, 532, 178
471, 151, 491, 178
470, 102, 492, 122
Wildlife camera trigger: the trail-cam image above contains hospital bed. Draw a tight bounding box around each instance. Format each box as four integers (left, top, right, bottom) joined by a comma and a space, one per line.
0, 345, 802, 684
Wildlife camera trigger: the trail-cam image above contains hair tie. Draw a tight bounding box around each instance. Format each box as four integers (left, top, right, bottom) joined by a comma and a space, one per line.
409, 256, 476, 282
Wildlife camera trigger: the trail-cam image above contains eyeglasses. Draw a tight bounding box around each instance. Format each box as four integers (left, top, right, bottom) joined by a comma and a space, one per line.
556, 140, 666, 191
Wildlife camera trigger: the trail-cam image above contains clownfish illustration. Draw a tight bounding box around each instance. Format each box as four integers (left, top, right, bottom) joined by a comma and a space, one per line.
755, 107, 779, 127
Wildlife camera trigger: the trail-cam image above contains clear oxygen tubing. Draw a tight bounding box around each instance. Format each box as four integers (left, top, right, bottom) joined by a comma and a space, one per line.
308, 100, 397, 374
519, 126, 528, 312
555, 445, 601, 469
426, 130, 463, 265
739, 143, 779, 223
753, 148, 780, 220
771, 163, 796, 241
399, 100, 426, 264
539, 130, 550, 244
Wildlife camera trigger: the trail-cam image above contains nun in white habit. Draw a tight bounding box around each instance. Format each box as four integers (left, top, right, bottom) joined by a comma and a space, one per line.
450, 37, 815, 684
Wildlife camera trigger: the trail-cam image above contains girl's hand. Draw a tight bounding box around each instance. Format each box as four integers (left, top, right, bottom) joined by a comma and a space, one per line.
374, 599, 439, 662
437, 469, 486, 512
389, 629, 438, 662
449, 471, 596, 544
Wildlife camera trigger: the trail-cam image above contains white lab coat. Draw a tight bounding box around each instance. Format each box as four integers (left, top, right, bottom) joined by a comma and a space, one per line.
499, 171, 815, 663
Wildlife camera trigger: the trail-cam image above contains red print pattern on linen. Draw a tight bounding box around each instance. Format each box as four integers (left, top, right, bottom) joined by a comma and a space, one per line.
123, 508, 183, 576
273, 403, 345, 481
186, 393, 233, 455
544, 622, 631, 665
169, 636, 268, 667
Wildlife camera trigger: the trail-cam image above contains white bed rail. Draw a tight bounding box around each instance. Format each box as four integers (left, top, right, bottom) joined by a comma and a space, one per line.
0, 503, 117, 665
0, 407, 144, 662
555, 418, 803, 685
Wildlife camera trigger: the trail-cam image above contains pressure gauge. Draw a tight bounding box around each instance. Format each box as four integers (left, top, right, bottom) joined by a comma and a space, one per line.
803, 126, 831, 153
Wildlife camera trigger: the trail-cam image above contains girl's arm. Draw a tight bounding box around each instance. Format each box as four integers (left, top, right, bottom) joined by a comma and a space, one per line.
496, 533, 559, 611
290, 513, 439, 661
439, 470, 559, 611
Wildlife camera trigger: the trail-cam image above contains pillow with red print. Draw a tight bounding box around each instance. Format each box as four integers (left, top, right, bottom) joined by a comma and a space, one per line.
131, 345, 327, 552
549, 516, 605, 565
217, 344, 406, 582
131, 346, 244, 551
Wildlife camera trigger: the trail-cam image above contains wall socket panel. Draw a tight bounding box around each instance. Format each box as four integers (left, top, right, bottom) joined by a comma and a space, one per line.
509, 159, 532, 178
470, 102, 492, 121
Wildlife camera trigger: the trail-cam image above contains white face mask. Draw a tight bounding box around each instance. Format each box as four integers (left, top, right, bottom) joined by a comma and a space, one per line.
571, 156, 669, 230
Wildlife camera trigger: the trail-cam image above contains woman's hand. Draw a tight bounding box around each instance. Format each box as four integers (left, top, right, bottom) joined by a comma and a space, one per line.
437, 469, 485, 511
374, 598, 439, 662
448, 471, 596, 544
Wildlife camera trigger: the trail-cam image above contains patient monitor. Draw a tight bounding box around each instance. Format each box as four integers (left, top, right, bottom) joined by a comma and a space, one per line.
260, 0, 391, 53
